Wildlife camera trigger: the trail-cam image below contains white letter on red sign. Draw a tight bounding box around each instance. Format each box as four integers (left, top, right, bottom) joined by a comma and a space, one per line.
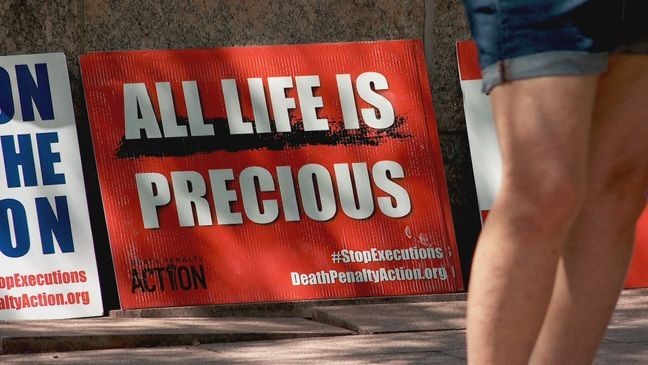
183, 81, 214, 136
171, 171, 213, 227
296, 75, 328, 131
124, 83, 162, 140
208, 169, 244, 225
356, 72, 394, 129
240, 166, 279, 224
268, 77, 295, 133
156, 82, 188, 138
135, 173, 171, 229
222, 79, 253, 135
248, 78, 272, 134
336, 74, 359, 130
298, 164, 336, 221
276, 166, 300, 222
373, 161, 411, 218
334, 163, 374, 220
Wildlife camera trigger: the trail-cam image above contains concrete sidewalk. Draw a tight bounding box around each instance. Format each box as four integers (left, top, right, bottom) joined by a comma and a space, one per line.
1, 289, 647, 363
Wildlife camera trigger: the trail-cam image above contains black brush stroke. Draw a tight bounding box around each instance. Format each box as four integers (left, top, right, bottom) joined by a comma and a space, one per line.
115, 116, 411, 159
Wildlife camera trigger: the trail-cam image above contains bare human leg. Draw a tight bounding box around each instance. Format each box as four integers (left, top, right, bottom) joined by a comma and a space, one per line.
531, 55, 648, 364
466, 75, 599, 364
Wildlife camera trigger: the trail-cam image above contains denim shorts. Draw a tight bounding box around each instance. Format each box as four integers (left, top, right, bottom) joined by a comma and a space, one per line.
463, 0, 648, 93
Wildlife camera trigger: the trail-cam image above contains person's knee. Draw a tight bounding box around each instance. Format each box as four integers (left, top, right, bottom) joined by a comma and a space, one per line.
498, 170, 587, 234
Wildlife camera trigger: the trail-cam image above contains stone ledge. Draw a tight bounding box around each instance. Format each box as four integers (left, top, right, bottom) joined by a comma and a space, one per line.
0, 317, 352, 355
109, 292, 467, 318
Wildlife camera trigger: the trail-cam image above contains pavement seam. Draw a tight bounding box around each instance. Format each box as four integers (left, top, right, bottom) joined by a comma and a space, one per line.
600, 339, 648, 344
309, 304, 466, 335
191, 349, 465, 363
603, 336, 622, 343
198, 342, 463, 359
350, 328, 466, 335
310, 310, 362, 334
325, 349, 460, 359
441, 350, 468, 361
0, 332, 352, 355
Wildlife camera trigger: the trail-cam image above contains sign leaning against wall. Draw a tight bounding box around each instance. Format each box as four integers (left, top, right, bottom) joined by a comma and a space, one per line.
81, 40, 463, 309
0, 53, 103, 319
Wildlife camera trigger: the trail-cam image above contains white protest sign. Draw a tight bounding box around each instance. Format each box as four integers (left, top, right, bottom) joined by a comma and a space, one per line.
0, 53, 103, 319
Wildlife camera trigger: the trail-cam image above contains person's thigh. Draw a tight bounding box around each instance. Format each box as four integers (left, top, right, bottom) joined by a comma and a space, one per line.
489, 75, 598, 208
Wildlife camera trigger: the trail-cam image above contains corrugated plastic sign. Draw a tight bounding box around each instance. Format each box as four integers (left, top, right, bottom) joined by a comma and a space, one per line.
80, 40, 463, 309
456, 40, 648, 289
0, 53, 103, 319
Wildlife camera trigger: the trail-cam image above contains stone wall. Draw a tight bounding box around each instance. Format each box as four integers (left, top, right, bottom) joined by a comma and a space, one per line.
0, 0, 479, 311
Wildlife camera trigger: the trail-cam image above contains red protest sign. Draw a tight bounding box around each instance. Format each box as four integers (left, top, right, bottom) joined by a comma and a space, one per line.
81, 40, 462, 309
626, 208, 648, 288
